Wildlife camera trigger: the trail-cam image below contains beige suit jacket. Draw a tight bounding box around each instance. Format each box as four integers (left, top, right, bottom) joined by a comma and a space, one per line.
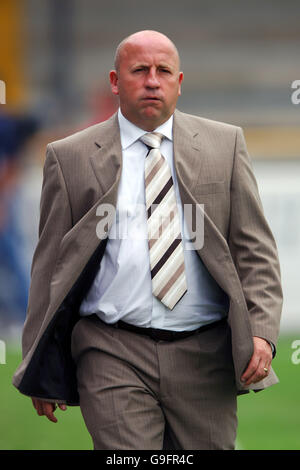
12, 109, 283, 404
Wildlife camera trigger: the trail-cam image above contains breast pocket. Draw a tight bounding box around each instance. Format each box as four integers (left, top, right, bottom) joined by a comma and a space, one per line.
194, 181, 226, 196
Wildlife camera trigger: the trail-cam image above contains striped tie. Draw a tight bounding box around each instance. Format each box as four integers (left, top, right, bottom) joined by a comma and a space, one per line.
141, 132, 187, 310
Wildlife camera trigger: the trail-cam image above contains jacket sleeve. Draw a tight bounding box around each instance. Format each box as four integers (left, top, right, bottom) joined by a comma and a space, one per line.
21, 143, 72, 358
228, 127, 283, 348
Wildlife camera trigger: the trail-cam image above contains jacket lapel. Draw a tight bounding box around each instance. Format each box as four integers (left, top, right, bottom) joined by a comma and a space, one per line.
90, 113, 122, 196
173, 109, 205, 192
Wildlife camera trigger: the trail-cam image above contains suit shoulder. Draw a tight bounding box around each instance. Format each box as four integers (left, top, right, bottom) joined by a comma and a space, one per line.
175, 109, 240, 136
48, 114, 117, 153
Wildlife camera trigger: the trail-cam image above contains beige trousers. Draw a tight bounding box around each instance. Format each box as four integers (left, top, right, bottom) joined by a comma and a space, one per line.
71, 315, 237, 450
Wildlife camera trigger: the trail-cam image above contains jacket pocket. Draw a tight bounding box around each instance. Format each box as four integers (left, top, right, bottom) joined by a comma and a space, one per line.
194, 181, 226, 195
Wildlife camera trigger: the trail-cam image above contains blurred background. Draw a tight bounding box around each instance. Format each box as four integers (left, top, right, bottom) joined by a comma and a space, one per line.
0, 0, 299, 450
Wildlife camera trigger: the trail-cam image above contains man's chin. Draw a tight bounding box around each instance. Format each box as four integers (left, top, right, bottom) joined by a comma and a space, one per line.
140, 105, 164, 121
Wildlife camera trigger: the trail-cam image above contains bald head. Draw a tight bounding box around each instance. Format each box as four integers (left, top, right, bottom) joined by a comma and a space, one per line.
114, 30, 180, 73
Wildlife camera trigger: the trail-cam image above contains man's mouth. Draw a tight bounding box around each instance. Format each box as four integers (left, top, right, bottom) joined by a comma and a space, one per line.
142, 96, 161, 101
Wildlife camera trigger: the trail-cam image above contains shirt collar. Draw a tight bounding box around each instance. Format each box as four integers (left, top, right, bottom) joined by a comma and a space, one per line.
118, 108, 173, 150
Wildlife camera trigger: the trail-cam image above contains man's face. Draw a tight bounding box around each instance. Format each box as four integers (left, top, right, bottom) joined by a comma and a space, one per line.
110, 36, 183, 131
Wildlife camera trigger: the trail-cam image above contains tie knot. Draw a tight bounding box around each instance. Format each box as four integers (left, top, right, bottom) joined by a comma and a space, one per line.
140, 132, 164, 149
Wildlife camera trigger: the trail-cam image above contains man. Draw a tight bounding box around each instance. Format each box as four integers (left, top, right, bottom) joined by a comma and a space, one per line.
13, 30, 283, 450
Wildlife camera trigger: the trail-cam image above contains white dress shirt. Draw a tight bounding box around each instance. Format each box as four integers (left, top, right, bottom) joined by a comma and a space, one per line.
79, 109, 229, 331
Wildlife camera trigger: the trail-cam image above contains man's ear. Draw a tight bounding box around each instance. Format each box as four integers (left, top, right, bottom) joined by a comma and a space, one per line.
178, 71, 184, 96
109, 70, 119, 95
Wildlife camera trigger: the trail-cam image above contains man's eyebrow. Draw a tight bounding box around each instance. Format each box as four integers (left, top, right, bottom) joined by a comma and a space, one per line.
131, 63, 148, 68
130, 63, 174, 70
158, 63, 173, 68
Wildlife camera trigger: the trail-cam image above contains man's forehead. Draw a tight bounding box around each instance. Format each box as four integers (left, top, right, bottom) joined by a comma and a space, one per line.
122, 42, 179, 66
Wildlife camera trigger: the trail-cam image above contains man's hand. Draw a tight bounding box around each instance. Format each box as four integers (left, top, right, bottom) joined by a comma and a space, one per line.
31, 398, 67, 423
241, 336, 272, 386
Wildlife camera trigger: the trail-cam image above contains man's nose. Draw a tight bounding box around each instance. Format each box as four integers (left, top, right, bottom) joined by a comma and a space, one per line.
145, 69, 160, 88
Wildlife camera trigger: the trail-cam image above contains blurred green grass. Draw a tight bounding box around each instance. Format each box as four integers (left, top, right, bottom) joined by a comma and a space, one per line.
236, 334, 300, 450
0, 334, 299, 450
